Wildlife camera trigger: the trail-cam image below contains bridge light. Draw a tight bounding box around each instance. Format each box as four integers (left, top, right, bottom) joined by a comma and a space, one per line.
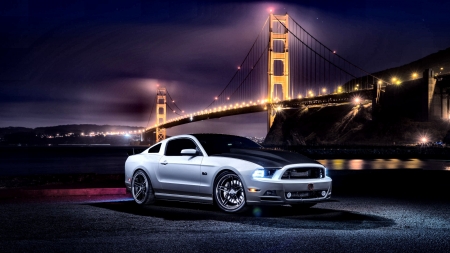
378, 80, 382, 85
227, 97, 230, 100
412, 73, 418, 79
238, 66, 240, 70
441, 67, 444, 70
392, 77, 397, 83
172, 100, 175, 103
354, 97, 361, 104
333, 51, 336, 54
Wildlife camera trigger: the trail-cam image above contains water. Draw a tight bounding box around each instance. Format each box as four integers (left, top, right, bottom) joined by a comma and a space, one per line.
318, 158, 450, 171
1, 146, 450, 177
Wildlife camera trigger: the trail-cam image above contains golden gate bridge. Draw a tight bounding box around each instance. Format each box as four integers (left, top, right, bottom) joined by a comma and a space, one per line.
143, 13, 391, 142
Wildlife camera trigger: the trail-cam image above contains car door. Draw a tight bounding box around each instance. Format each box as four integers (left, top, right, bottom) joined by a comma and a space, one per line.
156, 138, 203, 195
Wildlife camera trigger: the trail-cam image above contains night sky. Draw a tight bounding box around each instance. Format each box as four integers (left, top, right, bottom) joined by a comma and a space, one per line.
1, 0, 450, 137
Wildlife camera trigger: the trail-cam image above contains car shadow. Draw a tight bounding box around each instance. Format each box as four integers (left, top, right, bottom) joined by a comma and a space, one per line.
87, 199, 395, 230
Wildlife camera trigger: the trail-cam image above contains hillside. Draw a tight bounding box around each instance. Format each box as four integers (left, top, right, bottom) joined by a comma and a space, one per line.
345, 47, 450, 88
264, 103, 450, 146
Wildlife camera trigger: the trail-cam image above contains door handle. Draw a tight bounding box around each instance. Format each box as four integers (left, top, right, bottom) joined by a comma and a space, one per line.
161, 160, 168, 165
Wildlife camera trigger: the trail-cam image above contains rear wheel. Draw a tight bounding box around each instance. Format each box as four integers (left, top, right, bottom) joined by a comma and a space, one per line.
131, 170, 155, 205
214, 171, 247, 213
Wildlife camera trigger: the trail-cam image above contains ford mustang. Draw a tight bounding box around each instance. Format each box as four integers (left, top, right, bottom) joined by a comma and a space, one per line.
125, 133, 332, 213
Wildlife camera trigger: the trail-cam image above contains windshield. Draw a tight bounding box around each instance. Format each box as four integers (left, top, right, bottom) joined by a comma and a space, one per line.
192, 134, 262, 156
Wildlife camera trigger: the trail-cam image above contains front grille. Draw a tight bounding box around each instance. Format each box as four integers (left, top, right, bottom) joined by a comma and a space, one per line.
285, 190, 326, 199
281, 167, 324, 179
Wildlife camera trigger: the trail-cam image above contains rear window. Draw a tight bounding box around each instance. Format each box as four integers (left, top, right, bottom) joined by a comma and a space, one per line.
148, 143, 161, 153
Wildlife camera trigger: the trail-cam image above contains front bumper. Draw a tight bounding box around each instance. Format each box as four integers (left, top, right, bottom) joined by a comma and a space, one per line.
245, 176, 332, 205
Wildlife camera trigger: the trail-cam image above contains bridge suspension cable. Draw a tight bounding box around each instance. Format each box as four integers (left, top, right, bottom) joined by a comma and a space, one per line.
166, 90, 185, 116
204, 16, 270, 110
146, 94, 157, 129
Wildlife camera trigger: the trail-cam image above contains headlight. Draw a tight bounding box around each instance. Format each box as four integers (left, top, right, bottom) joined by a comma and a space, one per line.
252, 169, 265, 178
252, 168, 279, 179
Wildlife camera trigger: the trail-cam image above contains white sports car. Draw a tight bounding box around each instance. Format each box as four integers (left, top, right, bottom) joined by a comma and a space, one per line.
125, 134, 332, 213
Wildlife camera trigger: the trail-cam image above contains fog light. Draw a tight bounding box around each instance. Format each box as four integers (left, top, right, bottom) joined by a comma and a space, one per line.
263, 190, 276, 196
321, 191, 326, 197
286, 192, 292, 199
248, 188, 260, 193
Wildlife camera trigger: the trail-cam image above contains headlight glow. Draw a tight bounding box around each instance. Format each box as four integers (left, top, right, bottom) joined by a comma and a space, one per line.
252, 168, 279, 179
252, 169, 265, 178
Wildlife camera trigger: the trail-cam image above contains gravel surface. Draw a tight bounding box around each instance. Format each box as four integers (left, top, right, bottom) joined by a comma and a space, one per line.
0, 194, 449, 253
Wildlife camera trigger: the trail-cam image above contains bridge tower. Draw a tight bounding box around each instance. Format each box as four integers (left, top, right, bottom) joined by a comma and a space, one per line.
156, 87, 167, 142
267, 13, 289, 131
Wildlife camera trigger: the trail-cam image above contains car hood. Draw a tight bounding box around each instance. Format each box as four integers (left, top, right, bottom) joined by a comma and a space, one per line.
212, 148, 320, 168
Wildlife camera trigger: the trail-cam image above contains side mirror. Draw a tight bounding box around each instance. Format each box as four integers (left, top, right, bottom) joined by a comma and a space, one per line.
180, 149, 198, 156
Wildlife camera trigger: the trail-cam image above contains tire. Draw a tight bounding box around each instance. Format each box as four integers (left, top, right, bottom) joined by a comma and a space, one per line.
214, 171, 247, 213
291, 203, 316, 209
131, 170, 155, 205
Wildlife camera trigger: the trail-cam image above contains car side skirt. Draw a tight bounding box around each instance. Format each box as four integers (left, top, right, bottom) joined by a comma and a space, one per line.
154, 192, 213, 204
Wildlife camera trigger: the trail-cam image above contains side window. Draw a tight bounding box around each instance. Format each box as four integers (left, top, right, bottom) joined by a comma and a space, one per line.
148, 143, 162, 153
165, 138, 199, 156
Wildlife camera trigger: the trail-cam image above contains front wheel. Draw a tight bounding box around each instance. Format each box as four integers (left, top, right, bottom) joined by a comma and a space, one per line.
131, 170, 155, 205
214, 171, 247, 213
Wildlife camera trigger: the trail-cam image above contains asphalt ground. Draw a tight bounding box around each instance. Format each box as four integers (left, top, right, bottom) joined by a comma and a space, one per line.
0, 194, 449, 253
0, 169, 449, 252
